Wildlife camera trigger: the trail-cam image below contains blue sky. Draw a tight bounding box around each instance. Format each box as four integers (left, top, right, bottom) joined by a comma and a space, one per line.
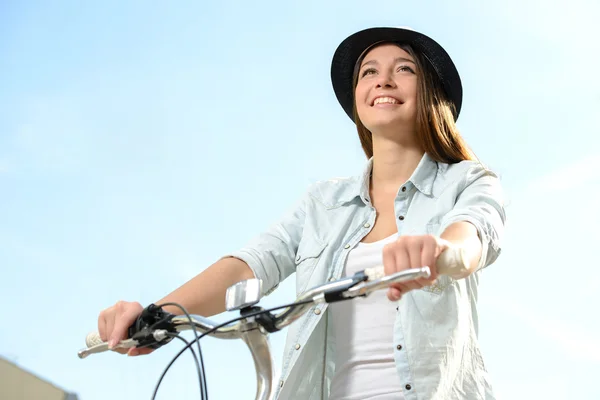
1, 1, 599, 399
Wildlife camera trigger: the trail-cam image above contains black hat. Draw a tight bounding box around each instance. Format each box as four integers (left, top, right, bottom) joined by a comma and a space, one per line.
330, 27, 463, 122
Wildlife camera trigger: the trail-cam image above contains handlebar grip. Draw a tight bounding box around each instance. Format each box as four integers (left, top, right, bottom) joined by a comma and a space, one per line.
363, 266, 386, 280
363, 245, 469, 281
436, 245, 469, 278
85, 331, 104, 347
83, 319, 140, 348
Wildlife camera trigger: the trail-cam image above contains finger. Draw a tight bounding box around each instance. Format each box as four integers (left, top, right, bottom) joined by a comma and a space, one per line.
405, 236, 430, 287
387, 287, 402, 301
128, 347, 154, 357
128, 348, 139, 357
105, 312, 116, 347
396, 280, 421, 292
424, 236, 439, 279
382, 243, 397, 276
393, 239, 411, 272
109, 303, 139, 347
98, 312, 108, 342
406, 236, 423, 270
390, 241, 409, 293
389, 244, 421, 292
417, 235, 438, 285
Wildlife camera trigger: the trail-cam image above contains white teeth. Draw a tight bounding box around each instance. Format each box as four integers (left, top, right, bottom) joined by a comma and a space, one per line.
374, 97, 400, 105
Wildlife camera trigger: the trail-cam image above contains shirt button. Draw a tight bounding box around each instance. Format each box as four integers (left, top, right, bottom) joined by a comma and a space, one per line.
363, 223, 371, 228
398, 215, 405, 221
329, 277, 336, 282
295, 344, 301, 350
279, 380, 284, 388
405, 384, 412, 390
344, 244, 350, 249
314, 308, 321, 315
401, 186, 406, 192
396, 344, 402, 350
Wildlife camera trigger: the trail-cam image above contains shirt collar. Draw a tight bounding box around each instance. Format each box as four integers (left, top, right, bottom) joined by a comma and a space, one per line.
357, 152, 438, 204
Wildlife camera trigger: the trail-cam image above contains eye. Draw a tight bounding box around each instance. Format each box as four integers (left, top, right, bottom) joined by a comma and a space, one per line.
397, 65, 415, 74
361, 67, 377, 78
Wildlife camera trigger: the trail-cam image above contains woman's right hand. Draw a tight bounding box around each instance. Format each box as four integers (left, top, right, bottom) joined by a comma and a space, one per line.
98, 300, 154, 356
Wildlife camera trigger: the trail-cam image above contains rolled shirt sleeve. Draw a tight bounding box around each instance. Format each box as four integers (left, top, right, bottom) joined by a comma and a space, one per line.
438, 164, 507, 270
223, 191, 308, 296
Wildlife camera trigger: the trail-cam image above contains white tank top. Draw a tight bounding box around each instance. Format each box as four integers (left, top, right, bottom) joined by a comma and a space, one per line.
329, 233, 405, 400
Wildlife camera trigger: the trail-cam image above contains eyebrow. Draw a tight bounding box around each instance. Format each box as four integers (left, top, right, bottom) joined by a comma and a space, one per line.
360, 57, 416, 69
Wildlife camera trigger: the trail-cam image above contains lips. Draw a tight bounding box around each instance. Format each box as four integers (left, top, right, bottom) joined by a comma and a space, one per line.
372, 96, 402, 106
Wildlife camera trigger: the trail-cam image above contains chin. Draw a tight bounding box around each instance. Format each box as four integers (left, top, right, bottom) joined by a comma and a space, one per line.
363, 115, 414, 133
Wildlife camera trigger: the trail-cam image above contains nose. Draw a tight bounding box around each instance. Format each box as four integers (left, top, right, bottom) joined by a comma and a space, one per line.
375, 71, 396, 89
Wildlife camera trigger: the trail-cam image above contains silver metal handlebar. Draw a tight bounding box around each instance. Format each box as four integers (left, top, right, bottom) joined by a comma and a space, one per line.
77, 266, 432, 400
78, 245, 467, 400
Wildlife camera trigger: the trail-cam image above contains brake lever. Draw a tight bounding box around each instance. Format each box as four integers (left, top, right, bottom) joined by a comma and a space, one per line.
78, 338, 139, 359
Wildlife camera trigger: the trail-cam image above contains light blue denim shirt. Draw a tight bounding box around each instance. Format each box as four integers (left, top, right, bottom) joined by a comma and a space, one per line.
227, 153, 506, 400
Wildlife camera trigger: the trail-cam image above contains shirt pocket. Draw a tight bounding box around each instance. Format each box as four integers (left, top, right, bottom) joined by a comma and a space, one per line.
294, 236, 327, 294
423, 218, 454, 295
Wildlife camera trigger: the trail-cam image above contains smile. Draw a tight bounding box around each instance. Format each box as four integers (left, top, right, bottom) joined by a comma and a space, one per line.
372, 96, 402, 106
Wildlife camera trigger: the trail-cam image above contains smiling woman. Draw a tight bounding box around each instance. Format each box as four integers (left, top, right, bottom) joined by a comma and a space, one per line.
95, 26, 506, 400
352, 42, 474, 163
355, 44, 419, 139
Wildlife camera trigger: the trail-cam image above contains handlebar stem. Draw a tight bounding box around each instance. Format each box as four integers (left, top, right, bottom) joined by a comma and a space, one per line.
241, 327, 276, 400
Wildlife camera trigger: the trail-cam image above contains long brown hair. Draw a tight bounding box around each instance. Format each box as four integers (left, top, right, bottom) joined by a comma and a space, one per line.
352, 43, 475, 163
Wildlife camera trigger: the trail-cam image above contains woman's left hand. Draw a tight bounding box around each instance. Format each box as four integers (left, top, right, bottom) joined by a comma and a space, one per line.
382, 234, 451, 301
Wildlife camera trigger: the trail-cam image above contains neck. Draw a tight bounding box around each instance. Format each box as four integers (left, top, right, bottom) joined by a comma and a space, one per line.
370, 135, 424, 193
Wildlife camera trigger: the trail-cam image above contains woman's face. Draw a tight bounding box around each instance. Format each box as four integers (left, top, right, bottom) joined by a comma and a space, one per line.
354, 43, 418, 135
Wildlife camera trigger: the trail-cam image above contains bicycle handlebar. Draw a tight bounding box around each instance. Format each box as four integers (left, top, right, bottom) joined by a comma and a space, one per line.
79, 245, 467, 356
78, 245, 469, 399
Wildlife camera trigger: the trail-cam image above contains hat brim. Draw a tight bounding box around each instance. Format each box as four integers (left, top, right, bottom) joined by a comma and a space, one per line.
330, 27, 463, 122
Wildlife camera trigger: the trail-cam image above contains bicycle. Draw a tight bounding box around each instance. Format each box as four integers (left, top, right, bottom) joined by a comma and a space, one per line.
78, 244, 468, 400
